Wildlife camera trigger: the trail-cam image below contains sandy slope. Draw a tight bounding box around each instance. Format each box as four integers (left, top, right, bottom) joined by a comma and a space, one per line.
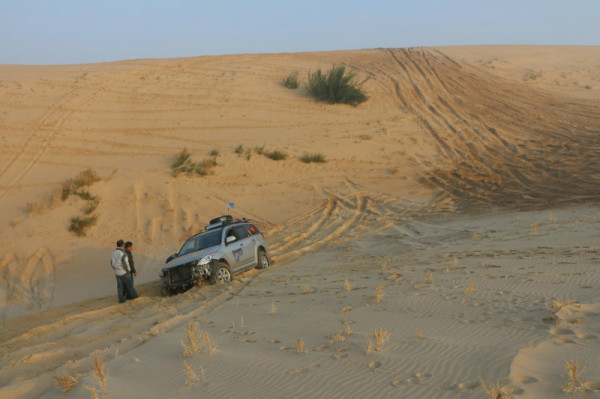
0, 46, 599, 398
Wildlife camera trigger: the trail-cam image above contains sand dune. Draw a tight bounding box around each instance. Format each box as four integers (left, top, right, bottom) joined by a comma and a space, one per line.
0, 46, 599, 398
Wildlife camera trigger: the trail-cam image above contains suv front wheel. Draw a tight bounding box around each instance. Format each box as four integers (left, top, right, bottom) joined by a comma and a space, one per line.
210, 261, 232, 284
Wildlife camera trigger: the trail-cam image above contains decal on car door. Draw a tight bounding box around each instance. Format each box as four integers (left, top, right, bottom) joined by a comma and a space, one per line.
233, 248, 243, 262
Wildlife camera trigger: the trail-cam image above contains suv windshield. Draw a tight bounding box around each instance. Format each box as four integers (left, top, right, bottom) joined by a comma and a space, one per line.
179, 229, 222, 256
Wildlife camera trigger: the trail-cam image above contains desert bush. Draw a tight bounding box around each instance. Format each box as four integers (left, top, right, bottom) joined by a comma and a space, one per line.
254, 145, 265, 155
61, 169, 101, 201
563, 359, 585, 394
209, 148, 220, 157
181, 323, 216, 357
264, 149, 287, 161
69, 215, 97, 237
234, 144, 244, 155
307, 65, 367, 105
373, 329, 389, 351
283, 71, 299, 89
82, 198, 100, 215
172, 148, 216, 177
300, 152, 327, 163
296, 338, 305, 354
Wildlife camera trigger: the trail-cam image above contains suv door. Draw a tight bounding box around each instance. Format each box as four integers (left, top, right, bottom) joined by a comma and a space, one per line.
228, 225, 255, 272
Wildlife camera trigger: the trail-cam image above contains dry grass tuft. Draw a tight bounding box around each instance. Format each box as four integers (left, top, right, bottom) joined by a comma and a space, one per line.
300, 285, 311, 294
373, 329, 390, 352
183, 360, 204, 386
330, 330, 346, 343
344, 279, 352, 292
269, 300, 277, 315
416, 329, 423, 339
426, 272, 434, 283
53, 373, 80, 392
340, 306, 352, 314
464, 281, 475, 295
563, 359, 585, 394
181, 323, 216, 357
85, 385, 99, 399
375, 285, 384, 304
91, 355, 108, 395
531, 222, 539, 234
296, 338, 305, 354
344, 324, 352, 337
481, 380, 511, 399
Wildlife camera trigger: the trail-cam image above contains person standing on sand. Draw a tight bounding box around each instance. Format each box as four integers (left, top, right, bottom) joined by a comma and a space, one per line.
124, 241, 137, 299
110, 239, 138, 303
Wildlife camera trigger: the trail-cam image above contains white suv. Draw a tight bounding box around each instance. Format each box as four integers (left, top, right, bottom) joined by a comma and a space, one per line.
159, 216, 270, 295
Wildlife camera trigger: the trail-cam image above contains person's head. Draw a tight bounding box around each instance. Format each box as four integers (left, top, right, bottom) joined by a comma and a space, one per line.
116, 239, 124, 248
125, 241, 133, 251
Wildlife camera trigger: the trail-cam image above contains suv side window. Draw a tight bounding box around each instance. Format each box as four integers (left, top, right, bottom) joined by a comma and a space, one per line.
232, 225, 251, 240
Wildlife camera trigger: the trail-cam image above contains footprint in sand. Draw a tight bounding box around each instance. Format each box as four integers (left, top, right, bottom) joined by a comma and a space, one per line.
457, 381, 479, 390
368, 361, 382, 369
511, 373, 537, 384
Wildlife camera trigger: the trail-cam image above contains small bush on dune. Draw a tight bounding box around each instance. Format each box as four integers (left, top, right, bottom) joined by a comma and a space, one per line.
234, 144, 244, 155
264, 150, 287, 161
283, 72, 299, 89
300, 152, 326, 164
69, 215, 97, 237
307, 65, 367, 105
61, 169, 101, 201
172, 148, 216, 177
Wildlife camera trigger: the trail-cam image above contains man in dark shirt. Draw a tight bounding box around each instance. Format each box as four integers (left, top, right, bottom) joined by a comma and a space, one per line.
124, 241, 137, 299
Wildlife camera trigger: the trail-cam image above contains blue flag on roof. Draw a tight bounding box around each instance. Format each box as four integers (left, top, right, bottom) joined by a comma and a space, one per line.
228, 202, 235, 209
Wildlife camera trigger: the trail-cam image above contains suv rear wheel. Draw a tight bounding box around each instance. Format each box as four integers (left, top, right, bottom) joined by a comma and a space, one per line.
256, 249, 269, 269
210, 261, 232, 284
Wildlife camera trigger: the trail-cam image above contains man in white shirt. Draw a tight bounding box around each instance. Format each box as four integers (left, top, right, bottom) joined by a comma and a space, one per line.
110, 239, 138, 303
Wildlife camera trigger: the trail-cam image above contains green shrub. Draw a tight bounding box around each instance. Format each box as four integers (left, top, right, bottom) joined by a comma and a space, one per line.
172, 148, 216, 177
209, 148, 220, 157
265, 150, 287, 161
300, 152, 327, 163
69, 215, 97, 237
61, 169, 101, 200
234, 144, 244, 155
74, 189, 97, 201
254, 145, 265, 155
82, 198, 100, 215
307, 65, 367, 105
283, 72, 299, 89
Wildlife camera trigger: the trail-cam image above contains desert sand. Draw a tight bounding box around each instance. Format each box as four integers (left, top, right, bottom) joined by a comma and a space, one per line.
0, 46, 599, 398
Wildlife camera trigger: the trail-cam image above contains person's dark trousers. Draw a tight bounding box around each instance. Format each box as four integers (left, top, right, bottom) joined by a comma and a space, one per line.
124, 274, 135, 300
116, 273, 138, 303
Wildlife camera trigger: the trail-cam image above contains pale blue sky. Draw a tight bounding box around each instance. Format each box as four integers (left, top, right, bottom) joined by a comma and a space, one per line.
0, 0, 597, 65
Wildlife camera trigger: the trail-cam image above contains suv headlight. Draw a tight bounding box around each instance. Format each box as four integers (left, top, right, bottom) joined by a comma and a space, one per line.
198, 254, 215, 266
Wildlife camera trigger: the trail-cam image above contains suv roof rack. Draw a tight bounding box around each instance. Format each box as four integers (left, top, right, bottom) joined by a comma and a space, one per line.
205, 215, 250, 231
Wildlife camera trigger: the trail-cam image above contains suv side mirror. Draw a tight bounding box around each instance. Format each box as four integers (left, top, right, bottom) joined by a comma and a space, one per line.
226, 236, 237, 245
